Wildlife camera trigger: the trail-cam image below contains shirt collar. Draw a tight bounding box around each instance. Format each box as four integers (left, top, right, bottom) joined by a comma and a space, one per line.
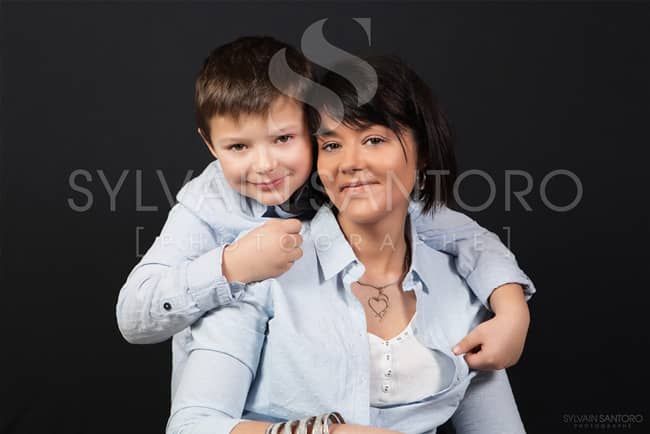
309, 206, 358, 281
309, 206, 427, 291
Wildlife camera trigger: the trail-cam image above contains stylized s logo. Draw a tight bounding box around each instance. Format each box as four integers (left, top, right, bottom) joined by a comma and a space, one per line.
269, 18, 378, 133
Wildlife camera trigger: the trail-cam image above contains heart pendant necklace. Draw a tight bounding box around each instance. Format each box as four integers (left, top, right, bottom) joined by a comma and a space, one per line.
356, 239, 411, 321
356, 278, 401, 320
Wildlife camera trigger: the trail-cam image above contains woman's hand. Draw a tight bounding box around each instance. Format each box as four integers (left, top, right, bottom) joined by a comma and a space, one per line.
328, 424, 404, 434
232, 421, 404, 434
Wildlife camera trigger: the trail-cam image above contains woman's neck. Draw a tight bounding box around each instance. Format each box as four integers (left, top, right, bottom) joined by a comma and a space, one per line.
337, 207, 409, 281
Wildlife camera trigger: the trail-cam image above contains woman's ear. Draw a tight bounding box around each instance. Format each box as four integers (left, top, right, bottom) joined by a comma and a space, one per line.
198, 128, 218, 160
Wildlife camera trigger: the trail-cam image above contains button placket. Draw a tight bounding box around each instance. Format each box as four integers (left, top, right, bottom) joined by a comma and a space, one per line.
382, 340, 393, 394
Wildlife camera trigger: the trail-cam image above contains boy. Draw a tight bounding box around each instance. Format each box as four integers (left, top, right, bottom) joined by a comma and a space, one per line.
116, 37, 534, 393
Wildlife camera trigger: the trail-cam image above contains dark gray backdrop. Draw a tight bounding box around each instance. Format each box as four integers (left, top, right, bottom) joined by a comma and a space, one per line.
1, 1, 649, 434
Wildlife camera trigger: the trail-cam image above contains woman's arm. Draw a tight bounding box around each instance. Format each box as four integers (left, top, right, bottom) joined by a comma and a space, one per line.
167, 349, 256, 434
450, 370, 526, 434
166, 280, 403, 434
166, 281, 272, 434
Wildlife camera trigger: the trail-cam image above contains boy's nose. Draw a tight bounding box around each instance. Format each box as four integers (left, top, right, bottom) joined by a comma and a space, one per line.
253, 147, 278, 174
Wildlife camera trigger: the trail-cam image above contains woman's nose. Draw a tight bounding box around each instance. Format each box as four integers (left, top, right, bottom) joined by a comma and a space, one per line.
339, 144, 364, 174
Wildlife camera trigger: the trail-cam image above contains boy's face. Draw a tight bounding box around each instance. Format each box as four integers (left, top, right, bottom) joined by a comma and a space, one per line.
201, 96, 313, 206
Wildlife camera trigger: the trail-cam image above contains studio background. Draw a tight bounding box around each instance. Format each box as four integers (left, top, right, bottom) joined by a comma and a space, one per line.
1, 1, 648, 433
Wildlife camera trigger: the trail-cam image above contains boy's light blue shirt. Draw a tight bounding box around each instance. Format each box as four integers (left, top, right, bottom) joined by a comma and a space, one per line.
116, 160, 535, 345
166, 206, 525, 434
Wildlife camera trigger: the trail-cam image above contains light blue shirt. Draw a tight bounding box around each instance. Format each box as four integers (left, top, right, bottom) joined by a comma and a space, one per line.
116, 160, 535, 346
166, 206, 526, 434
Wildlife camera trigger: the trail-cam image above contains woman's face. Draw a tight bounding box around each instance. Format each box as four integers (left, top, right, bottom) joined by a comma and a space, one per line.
316, 114, 418, 224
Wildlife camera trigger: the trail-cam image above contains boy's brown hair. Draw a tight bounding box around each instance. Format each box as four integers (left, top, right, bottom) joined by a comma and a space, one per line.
195, 36, 314, 141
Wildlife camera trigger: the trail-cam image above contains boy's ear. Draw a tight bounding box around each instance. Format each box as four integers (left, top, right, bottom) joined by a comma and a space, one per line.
198, 128, 219, 160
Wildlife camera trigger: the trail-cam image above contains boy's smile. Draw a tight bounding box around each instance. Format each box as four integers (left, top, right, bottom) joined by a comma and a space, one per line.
201, 96, 313, 206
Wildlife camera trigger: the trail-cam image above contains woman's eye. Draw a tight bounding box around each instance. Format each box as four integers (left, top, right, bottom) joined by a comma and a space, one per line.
321, 142, 340, 152
276, 134, 294, 144
229, 143, 247, 151
365, 137, 385, 146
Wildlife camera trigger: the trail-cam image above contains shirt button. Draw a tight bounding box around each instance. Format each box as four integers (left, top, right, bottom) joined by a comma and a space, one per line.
385, 354, 391, 361
385, 369, 392, 377
382, 385, 390, 393
163, 302, 172, 311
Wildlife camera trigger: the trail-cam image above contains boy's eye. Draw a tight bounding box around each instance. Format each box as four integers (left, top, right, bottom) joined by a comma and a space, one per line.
365, 137, 385, 146
229, 143, 247, 151
321, 142, 341, 152
276, 134, 294, 144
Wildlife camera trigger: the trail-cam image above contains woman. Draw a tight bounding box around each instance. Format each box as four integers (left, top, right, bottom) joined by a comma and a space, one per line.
166, 56, 526, 434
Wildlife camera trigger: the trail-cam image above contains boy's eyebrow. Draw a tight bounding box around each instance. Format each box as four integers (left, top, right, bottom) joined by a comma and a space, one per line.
216, 137, 249, 144
268, 124, 302, 136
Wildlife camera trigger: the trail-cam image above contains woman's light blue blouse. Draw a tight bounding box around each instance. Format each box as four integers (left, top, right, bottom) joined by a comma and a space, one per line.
167, 206, 520, 434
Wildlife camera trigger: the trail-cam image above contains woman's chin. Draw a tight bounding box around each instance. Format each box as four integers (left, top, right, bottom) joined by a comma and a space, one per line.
336, 202, 386, 225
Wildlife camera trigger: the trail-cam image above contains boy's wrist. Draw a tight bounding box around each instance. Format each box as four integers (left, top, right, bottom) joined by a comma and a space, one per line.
222, 244, 252, 284
488, 282, 528, 315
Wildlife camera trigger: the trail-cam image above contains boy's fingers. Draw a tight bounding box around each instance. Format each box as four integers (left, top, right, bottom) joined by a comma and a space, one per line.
452, 331, 482, 355
281, 234, 302, 250
282, 218, 302, 233
464, 351, 487, 370
288, 247, 303, 262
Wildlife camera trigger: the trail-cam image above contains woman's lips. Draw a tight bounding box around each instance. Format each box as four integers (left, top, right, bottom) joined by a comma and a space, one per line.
340, 182, 379, 193
251, 175, 287, 191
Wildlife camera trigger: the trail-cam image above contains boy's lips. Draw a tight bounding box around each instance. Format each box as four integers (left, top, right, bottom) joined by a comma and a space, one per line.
250, 175, 287, 191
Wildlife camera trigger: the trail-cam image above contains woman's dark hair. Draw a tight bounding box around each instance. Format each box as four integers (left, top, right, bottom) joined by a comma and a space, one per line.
306, 55, 457, 215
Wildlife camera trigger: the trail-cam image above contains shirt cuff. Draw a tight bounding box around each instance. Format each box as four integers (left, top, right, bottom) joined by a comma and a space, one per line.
168, 412, 243, 434
465, 265, 536, 312
185, 246, 246, 311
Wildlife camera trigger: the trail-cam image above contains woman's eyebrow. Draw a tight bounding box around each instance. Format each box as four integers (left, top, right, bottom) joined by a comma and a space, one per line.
315, 129, 338, 138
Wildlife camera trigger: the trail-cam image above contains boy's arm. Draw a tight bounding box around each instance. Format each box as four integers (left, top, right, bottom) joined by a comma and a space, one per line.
411, 202, 535, 369
453, 283, 530, 370
116, 200, 303, 345
116, 202, 245, 344
411, 202, 536, 309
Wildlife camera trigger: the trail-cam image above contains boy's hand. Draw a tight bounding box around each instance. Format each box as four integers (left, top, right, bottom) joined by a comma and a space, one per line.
222, 218, 303, 283
452, 283, 530, 370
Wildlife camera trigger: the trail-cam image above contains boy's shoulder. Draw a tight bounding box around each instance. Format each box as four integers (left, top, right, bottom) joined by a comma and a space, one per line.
175, 160, 257, 232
